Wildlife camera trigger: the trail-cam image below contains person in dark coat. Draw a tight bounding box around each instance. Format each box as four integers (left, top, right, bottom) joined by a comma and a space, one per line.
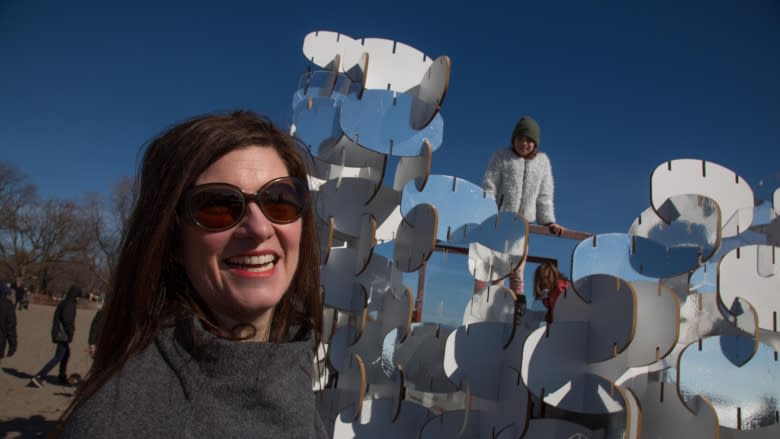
30, 285, 81, 387
87, 307, 104, 358
0, 282, 18, 364
12, 282, 25, 311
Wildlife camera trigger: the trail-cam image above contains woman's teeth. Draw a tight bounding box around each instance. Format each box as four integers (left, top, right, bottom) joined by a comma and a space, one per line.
226, 255, 276, 271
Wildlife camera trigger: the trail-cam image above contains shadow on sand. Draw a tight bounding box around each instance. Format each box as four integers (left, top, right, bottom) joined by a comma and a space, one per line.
2, 368, 77, 395
0, 415, 57, 438
1, 368, 75, 437
2, 367, 33, 380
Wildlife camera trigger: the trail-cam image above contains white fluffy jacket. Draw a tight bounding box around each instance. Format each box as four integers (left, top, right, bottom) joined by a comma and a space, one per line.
481, 147, 556, 224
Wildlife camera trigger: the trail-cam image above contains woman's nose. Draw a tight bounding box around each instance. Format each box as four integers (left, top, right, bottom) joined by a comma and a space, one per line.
237, 202, 275, 239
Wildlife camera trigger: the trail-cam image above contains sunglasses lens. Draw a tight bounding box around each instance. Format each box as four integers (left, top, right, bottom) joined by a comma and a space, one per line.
190, 187, 244, 230
259, 179, 306, 223
184, 178, 307, 231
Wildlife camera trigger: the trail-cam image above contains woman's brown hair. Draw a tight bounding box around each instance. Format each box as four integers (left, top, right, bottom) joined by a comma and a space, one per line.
55, 111, 322, 431
533, 262, 564, 299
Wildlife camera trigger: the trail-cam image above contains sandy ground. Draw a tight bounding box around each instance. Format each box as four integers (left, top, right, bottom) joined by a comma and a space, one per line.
1, 303, 97, 438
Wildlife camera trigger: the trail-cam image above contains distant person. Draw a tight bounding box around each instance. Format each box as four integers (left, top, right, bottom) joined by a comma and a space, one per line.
0, 282, 17, 364
533, 262, 571, 324
12, 282, 25, 311
87, 307, 104, 358
22, 288, 32, 309
479, 116, 565, 298
30, 285, 81, 387
54, 111, 326, 438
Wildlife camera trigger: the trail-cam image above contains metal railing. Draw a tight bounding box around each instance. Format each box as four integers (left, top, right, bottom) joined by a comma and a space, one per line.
413, 224, 593, 322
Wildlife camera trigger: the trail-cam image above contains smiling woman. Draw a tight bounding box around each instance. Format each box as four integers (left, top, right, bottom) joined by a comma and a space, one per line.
52, 111, 326, 438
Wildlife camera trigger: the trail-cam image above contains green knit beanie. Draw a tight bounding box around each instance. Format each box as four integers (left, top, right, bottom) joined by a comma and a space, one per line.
511, 116, 541, 146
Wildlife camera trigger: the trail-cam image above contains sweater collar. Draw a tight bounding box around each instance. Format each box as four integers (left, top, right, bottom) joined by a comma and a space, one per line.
157, 315, 315, 383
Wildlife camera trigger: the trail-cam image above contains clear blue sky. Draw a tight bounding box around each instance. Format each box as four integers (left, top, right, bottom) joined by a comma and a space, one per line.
2, 0, 779, 239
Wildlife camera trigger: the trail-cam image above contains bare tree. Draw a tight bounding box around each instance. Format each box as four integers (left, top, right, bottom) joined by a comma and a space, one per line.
82, 176, 135, 294
1, 161, 136, 296
0, 161, 37, 219
0, 161, 39, 283
111, 175, 136, 233
18, 198, 95, 293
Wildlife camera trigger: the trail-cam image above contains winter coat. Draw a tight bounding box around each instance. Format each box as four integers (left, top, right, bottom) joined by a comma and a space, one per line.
51, 289, 78, 344
481, 147, 556, 225
88, 309, 104, 345
0, 295, 17, 359
14, 285, 24, 304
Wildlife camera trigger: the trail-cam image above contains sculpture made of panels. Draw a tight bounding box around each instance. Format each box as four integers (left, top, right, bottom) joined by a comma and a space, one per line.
650, 159, 754, 238
295, 30, 780, 439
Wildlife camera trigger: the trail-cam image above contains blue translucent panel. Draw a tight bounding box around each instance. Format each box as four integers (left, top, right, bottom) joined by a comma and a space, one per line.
750, 203, 776, 229
689, 262, 717, 293
678, 337, 780, 430
393, 203, 437, 273
630, 235, 702, 277
291, 70, 358, 110
572, 233, 699, 282
415, 251, 476, 328
339, 89, 443, 156
573, 233, 654, 282
719, 330, 757, 367
401, 175, 496, 242
633, 194, 720, 262
292, 96, 341, 151
753, 171, 780, 207
449, 211, 526, 255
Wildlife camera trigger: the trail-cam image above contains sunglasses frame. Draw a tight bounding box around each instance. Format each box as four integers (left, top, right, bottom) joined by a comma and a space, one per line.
181, 176, 309, 232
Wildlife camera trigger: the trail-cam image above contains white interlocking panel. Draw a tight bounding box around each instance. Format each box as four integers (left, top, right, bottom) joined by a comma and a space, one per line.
650, 159, 753, 237
719, 244, 780, 332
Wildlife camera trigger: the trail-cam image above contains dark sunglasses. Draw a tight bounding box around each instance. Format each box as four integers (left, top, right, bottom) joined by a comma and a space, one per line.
181, 177, 309, 231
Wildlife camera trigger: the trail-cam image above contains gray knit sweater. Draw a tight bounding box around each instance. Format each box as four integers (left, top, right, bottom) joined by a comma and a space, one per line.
60, 316, 328, 438
481, 147, 556, 225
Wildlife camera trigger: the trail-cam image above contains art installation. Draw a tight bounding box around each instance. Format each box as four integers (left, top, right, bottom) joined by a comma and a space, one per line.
294, 30, 780, 438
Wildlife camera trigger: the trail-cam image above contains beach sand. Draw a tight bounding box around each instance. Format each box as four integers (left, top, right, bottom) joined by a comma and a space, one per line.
1, 303, 97, 438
